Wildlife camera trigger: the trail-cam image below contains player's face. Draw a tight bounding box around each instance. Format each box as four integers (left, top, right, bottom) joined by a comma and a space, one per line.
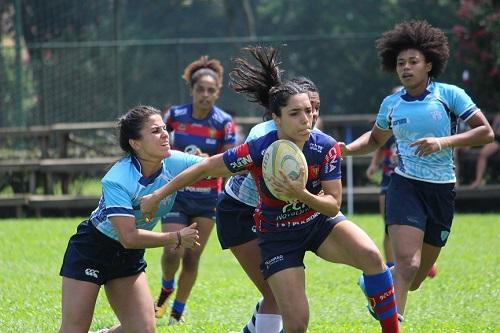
308, 91, 320, 127
191, 75, 220, 112
133, 114, 171, 161
274, 93, 313, 147
396, 48, 432, 95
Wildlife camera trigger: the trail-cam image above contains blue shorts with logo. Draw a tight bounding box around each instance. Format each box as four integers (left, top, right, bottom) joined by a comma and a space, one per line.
216, 191, 256, 249
385, 173, 455, 247
60, 220, 146, 285
162, 192, 217, 225
258, 213, 346, 279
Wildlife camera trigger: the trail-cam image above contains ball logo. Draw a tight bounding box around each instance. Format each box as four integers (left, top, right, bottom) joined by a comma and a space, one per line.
85, 268, 99, 279
184, 145, 198, 155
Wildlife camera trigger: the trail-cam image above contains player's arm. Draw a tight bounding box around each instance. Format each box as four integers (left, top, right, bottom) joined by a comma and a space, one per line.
366, 147, 384, 180
110, 216, 199, 249
340, 126, 392, 156
298, 178, 342, 217
140, 154, 232, 218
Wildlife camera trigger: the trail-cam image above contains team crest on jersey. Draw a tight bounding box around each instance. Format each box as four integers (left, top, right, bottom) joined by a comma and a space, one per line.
178, 123, 186, 131
430, 110, 443, 121
209, 128, 216, 138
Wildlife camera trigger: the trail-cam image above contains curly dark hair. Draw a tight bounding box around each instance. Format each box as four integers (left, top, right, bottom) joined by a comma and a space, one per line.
182, 55, 224, 88
229, 46, 305, 120
376, 20, 449, 78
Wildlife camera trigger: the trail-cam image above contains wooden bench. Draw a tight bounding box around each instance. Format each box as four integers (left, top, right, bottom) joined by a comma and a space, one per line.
0, 194, 29, 218
28, 194, 101, 217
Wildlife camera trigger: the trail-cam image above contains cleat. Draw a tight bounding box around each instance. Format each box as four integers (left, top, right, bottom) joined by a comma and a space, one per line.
427, 264, 438, 278
168, 314, 185, 325
398, 313, 404, 323
89, 330, 109, 333
357, 275, 378, 320
154, 288, 174, 319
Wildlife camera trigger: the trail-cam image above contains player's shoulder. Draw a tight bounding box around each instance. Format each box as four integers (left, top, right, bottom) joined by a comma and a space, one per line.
309, 130, 337, 146
102, 156, 135, 185
211, 105, 234, 123
169, 104, 191, 117
247, 120, 276, 141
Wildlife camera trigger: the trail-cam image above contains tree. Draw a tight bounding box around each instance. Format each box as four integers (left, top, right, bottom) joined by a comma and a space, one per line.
453, 0, 500, 112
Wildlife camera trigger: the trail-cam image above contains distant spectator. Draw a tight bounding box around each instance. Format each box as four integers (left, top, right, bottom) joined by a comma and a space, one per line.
469, 113, 500, 188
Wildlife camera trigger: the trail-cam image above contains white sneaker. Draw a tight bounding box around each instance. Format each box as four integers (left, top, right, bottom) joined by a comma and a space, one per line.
168, 315, 185, 325
89, 329, 109, 333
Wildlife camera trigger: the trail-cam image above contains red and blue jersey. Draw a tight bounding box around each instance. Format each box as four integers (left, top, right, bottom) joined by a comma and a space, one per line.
223, 130, 342, 232
165, 103, 235, 198
382, 135, 397, 176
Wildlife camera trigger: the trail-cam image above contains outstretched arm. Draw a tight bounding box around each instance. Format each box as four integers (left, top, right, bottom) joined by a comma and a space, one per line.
339, 126, 392, 156
141, 154, 232, 219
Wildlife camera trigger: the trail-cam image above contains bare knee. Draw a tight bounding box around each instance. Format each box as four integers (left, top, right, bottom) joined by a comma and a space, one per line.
394, 259, 420, 284
182, 251, 201, 272
359, 246, 385, 274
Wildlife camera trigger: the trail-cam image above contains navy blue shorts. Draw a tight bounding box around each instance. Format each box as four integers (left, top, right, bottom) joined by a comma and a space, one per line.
162, 193, 217, 225
380, 174, 392, 195
60, 220, 146, 285
258, 213, 346, 279
216, 192, 257, 249
385, 173, 455, 247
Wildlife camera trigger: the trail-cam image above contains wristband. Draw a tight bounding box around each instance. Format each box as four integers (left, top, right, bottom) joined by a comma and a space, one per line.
175, 231, 182, 249
435, 137, 442, 151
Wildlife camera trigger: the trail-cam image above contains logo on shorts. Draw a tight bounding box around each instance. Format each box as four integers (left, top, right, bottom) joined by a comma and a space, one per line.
264, 255, 284, 269
440, 230, 450, 242
85, 268, 100, 279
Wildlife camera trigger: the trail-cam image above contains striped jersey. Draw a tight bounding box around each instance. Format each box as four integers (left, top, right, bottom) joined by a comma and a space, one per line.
223, 130, 342, 232
165, 103, 235, 197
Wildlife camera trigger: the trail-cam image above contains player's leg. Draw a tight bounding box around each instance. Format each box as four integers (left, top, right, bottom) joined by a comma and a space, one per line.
231, 239, 281, 333
171, 215, 214, 322
59, 277, 100, 333
216, 192, 282, 333
380, 193, 395, 266
410, 243, 441, 290
155, 220, 185, 318
105, 272, 155, 333
470, 142, 499, 188
316, 217, 399, 332
387, 224, 424, 315
266, 267, 308, 333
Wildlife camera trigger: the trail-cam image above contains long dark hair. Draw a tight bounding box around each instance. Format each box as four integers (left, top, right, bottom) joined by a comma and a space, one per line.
229, 46, 305, 121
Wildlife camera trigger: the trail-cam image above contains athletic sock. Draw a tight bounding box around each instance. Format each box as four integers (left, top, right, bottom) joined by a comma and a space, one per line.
255, 313, 282, 333
162, 278, 175, 290
241, 299, 262, 333
171, 300, 185, 320
363, 268, 399, 333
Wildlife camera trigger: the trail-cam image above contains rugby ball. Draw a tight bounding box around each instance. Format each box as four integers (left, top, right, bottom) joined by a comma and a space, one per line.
262, 139, 308, 202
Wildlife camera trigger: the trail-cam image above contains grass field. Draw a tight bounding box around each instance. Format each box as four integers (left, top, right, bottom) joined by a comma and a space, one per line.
0, 214, 498, 332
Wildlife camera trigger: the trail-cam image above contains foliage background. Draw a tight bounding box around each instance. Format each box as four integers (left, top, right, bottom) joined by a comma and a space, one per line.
0, 0, 498, 127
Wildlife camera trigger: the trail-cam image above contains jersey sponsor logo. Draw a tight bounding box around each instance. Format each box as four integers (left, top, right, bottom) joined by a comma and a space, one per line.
175, 107, 188, 116
206, 138, 217, 145
184, 144, 198, 155
430, 110, 443, 121
392, 118, 408, 126
85, 268, 99, 279
282, 201, 307, 214
230, 155, 253, 170
309, 143, 324, 153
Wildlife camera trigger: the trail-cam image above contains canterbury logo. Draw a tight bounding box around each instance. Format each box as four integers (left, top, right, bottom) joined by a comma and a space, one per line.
85, 268, 100, 278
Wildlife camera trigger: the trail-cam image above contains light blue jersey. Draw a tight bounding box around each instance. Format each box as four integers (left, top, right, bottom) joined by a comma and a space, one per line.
224, 120, 276, 207
376, 80, 479, 183
90, 151, 203, 240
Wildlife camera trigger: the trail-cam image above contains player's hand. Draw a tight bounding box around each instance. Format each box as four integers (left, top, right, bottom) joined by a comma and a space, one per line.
366, 164, 377, 180
410, 137, 444, 157
269, 167, 307, 200
338, 142, 349, 156
140, 193, 161, 222
179, 223, 200, 249
194, 148, 209, 158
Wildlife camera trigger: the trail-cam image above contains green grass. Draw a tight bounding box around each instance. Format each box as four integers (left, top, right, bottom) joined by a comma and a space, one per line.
0, 214, 499, 332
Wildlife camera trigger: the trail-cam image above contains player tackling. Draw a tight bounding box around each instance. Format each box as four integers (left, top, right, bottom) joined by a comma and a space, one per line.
140, 46, 399, 333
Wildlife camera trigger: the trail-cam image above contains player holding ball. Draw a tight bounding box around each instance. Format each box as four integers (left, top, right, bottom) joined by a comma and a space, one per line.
140, 46, 400, 333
